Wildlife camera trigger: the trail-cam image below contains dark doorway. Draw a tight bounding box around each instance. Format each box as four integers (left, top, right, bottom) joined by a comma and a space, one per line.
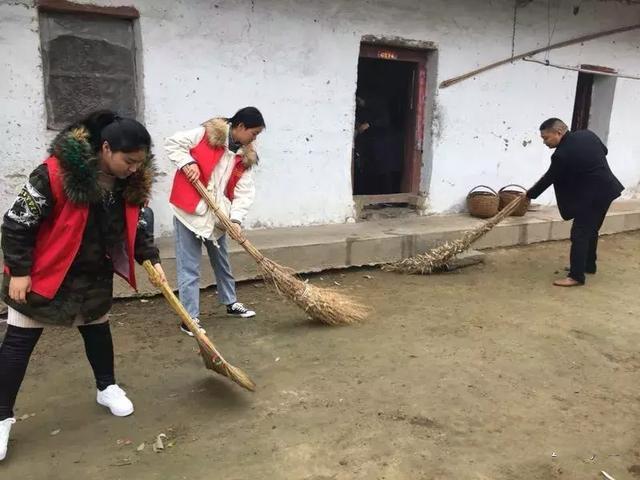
570, 68, 618, 143
353, 44, 426, 203
353, 58, 413, 195
571, 72, 594, 131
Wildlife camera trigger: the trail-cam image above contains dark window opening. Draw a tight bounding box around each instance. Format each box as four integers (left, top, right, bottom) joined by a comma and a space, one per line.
39, 11, 139, 129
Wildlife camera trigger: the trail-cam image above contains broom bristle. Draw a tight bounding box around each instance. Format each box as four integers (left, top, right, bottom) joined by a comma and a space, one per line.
224, 363, 257, 391
198, 342, 256, 391
141, 259, 257, 391
257, 259, 369, 326
383, 197, 525, 275
192, 180, 369, 327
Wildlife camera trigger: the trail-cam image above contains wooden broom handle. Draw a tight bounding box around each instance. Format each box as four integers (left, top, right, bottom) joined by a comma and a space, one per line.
142, 260, 218, 353
192, 180, 266, 263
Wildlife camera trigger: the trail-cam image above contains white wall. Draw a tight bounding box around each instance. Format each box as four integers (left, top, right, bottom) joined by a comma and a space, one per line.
428, 0, 640, 211
588, 75, 617, 144
0, 1, 53, 204
608, 78, 640, 196
1, 0, 639, 237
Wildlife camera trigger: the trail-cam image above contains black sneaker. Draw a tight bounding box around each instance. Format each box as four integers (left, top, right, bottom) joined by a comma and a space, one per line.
179, 318, 206, 337
226, 302, 256, 318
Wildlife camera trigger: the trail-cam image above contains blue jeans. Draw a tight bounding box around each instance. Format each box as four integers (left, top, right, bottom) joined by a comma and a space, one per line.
174, 217, 237, 319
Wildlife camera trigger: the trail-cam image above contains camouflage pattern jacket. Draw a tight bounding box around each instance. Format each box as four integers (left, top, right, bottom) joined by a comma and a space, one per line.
1, 127, 160, 326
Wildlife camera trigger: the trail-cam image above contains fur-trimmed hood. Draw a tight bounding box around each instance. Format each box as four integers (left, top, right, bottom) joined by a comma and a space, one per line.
202, 118, 258, 168
48, 126, 155, 206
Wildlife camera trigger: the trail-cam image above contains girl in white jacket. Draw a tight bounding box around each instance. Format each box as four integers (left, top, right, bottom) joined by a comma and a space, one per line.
165, 107, 265, 335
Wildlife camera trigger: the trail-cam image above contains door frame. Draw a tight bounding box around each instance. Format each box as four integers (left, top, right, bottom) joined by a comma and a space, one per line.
354, 43, 427, 207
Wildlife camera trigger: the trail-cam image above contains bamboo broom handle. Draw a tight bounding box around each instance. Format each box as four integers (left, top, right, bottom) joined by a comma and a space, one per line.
142, 260, 217, 351
192, 180, 266, 263
464, 195, 524, 244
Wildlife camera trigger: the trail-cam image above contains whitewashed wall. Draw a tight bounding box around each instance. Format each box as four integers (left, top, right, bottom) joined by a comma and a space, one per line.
0, 1, 52, 203
1, 0, 639, 237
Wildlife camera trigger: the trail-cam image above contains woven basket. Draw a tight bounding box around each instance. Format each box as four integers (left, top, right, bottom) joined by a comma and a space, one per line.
499, 184, 529, 216
467, 185, 499, 218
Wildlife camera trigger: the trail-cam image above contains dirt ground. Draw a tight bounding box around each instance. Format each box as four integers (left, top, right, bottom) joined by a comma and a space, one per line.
1, 232, 639, 480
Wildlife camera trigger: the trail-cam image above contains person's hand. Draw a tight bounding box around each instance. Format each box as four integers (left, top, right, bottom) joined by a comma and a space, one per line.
181, 163, 200, 183
149, 263, 167, 287
357, 122, 370, 134
9, 276, 31, 304
226, 221, 242, 239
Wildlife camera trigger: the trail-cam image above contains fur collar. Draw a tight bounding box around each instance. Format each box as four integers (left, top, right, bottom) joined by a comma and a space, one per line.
48, 126, 155, 206
202, 117, 258, 168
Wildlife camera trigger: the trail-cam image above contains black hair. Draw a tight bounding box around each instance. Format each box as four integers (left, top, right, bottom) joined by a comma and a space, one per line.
227, 107, 266, 129
76, 109, 152, 153
539, 117, 568, 132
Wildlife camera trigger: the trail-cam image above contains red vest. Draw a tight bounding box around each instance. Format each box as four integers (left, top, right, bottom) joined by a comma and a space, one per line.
19, 156, 140, 299
169, 136, 248, 214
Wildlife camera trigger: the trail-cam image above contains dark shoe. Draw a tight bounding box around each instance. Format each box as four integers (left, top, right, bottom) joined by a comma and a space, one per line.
226, 302, 256, 318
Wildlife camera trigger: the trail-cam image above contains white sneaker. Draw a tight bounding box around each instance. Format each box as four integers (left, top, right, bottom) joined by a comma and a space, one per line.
0, 418, 16, 461
226, 302, 256, 318
96, 385, 134, 417
180, 318, 206, 337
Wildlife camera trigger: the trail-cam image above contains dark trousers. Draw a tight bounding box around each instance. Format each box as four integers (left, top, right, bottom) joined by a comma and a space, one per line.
0, 322, 115, 420
569, 199, 612, 284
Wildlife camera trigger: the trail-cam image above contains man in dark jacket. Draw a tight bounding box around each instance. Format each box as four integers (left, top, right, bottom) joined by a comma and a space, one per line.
527, 118, 624, 287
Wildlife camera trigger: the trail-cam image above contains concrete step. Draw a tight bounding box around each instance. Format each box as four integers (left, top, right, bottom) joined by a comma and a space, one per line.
116, 199, 640, 297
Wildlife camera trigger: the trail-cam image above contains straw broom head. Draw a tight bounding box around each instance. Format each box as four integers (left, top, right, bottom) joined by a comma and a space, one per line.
142, 260, 256, 391
383, 196, 525, 275
196, 339, 256, 392
191, 181, 370, 326
257, 258, 369, 326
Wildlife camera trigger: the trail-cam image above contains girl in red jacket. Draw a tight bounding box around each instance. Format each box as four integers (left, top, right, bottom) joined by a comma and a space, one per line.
0, 110, 166, 462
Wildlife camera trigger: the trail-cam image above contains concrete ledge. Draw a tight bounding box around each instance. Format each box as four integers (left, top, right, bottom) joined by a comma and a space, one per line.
118, 199, 640, 297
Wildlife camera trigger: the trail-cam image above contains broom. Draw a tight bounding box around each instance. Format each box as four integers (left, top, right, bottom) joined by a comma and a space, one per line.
383, 195, 525, 274
142, 260, 256, 391
192, 180, 368, 326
